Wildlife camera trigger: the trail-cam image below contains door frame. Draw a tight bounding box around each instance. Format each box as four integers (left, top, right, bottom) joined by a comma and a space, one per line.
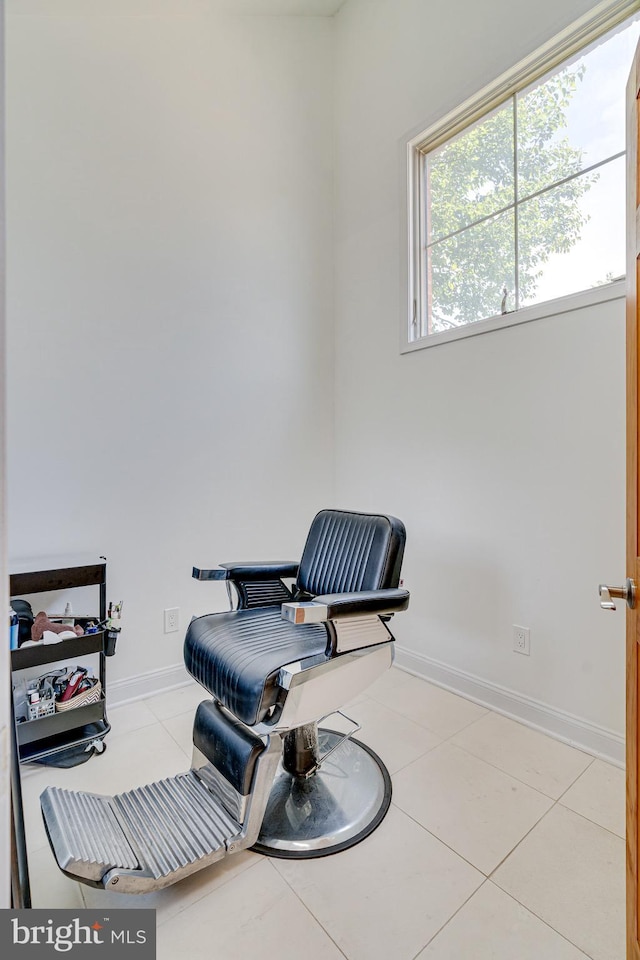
626, 37, 640, 960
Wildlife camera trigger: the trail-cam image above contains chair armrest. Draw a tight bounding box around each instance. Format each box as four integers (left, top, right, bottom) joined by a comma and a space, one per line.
193, 561, 299, 582
222, 562, 299, 581
192, 567, 228, 581
281, 588, 410, 625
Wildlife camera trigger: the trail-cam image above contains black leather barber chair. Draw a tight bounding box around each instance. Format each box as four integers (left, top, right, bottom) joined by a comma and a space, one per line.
41, 509, 409, 893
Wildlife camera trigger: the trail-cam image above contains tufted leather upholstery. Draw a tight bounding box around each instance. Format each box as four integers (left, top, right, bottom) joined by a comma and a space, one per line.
185, 608, 329, 725
297, 510, 405, 596
184, 510, 406, 726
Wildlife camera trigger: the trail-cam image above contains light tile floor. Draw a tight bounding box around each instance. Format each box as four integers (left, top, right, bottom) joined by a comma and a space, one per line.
20, 667, 624, 960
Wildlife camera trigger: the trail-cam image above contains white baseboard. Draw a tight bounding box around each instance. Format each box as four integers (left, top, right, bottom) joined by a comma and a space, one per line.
108, 662, 191, 707
394, 645, 625, 768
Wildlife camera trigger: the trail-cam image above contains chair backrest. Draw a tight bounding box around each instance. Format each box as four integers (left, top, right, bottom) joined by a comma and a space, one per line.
297, 509, 406, 597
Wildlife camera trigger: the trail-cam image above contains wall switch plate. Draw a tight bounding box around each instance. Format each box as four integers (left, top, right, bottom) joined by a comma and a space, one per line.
513, 624, 530, 655
164, 607, 180, 633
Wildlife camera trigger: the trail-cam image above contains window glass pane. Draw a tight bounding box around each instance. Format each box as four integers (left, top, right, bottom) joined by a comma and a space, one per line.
427, 209, 515, 333
426, 100, 514, 244
517, 17, 640, 200
518, 155, 624, 307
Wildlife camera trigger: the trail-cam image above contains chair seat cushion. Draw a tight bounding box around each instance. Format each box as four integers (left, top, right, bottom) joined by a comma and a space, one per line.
184, 607, 329, 726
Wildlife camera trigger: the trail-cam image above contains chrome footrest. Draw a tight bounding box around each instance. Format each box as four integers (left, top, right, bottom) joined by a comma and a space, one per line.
41, 771, 243, 893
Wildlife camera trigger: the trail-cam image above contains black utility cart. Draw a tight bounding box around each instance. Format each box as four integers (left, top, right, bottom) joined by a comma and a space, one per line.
10, 557, 113, 764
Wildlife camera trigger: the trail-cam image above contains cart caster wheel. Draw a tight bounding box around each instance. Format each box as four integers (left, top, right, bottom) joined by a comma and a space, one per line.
87, 739, 107, 756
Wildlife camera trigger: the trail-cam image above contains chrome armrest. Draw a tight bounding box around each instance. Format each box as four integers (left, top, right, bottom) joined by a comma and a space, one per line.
192, 567, 228, 581
281, 588, 409, 655
281, 588, 409, 624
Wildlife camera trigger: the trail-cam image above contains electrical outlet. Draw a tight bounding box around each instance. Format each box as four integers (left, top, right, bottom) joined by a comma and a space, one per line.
513, 624, 530, 656
164, 607, 180, 633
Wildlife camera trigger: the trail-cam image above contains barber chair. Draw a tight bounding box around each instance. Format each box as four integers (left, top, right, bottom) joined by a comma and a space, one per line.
41, 509, 409, 894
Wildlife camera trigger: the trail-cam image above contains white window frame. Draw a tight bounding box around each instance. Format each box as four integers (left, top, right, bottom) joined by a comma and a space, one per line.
401, 0, 637, 354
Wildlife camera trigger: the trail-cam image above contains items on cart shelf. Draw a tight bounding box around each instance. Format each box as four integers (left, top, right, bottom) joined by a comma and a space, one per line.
56, 672, 102, 712
17, 666, 102, 722
60, 602, 74, 626
105, 600, 123, 656
26, 677, 56, 720
11, 599, 34, 646
9, 607, 19, 650
107, 601, 123, 628
32, 611, 84, 642
8, 598, 124, 650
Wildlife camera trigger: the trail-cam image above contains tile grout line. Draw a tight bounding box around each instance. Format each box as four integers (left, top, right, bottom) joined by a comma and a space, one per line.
390, 778, 553, 881
550, 758, 627, 840
486, 796, 614, 960
485, 879, 599, 960
158, 715, 194, 762
372, 674, 623, 774
389, 734, 583, 810
155, 857, 266, 929
406, 877, 490, 960
407, 876, 596, 960
487, 801, 561, 879
376, 685, 604, 801
386, 739, 444, 778
335, 696, 447, 767
265, 860, 351, 960
554, 756, 597, 804
366, 689, 490, 741
388, 800, 489, 876
376, 686, 620, 834
487, 791, 625, 883
553, 797, 627, 844
432, 738, 593, 802
139, 684, 207, 725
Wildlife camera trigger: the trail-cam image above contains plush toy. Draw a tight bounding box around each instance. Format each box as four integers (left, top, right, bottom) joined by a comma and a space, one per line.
31, 611, 84, 642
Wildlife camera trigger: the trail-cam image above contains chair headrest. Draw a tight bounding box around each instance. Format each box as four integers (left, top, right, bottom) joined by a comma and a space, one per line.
297, 509, 406, 597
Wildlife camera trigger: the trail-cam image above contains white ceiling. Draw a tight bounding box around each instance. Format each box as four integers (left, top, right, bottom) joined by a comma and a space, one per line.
219, 0, 347, 12
9, 0, 348, 16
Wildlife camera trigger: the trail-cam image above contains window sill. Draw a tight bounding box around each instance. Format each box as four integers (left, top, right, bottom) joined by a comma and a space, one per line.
401, 279, 626, 353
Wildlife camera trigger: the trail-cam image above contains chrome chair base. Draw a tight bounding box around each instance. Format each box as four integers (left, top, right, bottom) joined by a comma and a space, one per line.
252, 729, 392, 859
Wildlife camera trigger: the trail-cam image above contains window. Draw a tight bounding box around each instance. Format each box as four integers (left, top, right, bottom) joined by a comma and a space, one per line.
405, 1, 640, 350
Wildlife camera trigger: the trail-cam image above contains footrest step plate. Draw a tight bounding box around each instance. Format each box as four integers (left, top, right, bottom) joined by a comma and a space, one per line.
41, 771, 242, 893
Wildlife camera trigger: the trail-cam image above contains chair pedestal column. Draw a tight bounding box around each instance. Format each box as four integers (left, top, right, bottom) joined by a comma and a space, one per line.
252, 724, 392, 860
282, 723, 319, 778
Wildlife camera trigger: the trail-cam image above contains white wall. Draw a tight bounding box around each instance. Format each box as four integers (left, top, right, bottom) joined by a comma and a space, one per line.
6, 1, 335, 685
333, 0, 626, 751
